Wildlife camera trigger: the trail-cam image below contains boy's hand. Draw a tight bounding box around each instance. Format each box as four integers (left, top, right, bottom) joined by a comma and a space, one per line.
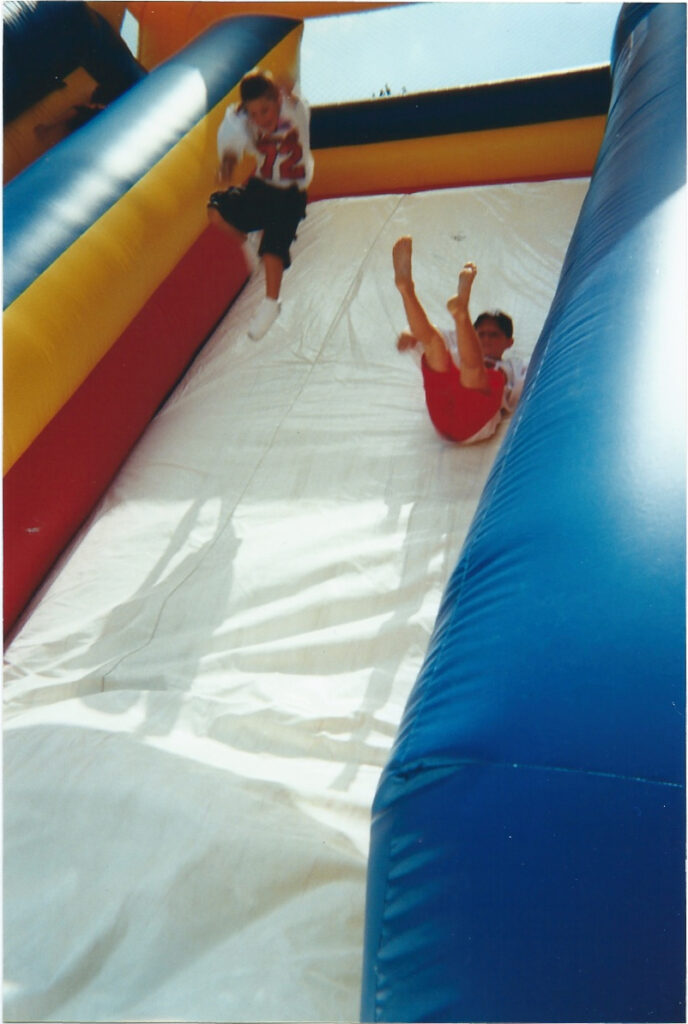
217, 152, 237, 186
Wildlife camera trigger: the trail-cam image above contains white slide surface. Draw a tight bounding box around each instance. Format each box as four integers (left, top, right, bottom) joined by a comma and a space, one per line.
4, 180, 588, 1022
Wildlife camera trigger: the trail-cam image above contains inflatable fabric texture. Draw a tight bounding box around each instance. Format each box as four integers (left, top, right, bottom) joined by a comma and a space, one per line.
360, 3, 686, 1021
3, 15, 303, 634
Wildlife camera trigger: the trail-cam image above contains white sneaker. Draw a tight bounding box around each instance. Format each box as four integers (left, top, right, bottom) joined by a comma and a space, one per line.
248, 297, 280, 340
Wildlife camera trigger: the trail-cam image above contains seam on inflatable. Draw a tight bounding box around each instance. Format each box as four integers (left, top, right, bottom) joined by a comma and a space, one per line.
385, 756, 683, 790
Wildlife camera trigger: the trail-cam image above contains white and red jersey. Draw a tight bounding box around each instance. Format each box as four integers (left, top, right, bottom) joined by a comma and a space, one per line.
216, 92, 314, 191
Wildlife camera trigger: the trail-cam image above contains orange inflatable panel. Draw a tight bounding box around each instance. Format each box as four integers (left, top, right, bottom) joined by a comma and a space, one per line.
127, 1, 396, 67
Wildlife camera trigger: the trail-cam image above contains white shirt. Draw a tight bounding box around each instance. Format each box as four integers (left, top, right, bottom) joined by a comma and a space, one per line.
216, 92, 314, 190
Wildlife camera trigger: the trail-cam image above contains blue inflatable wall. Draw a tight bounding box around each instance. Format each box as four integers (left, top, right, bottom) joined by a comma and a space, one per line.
360, 4, 686, 1021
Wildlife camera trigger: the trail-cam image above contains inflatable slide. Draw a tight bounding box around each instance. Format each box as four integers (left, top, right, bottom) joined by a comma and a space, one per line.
3, 3, 684, 1022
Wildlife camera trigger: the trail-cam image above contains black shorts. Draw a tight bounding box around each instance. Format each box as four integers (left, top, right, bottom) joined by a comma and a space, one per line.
208, 177, 307, 269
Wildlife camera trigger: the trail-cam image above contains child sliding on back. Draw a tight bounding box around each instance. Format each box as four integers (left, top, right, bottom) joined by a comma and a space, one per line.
207, 69, 314, 340
393, 236, 527, 444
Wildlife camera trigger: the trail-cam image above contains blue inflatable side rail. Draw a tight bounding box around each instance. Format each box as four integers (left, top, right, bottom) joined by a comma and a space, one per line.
360, 4, 686, 1022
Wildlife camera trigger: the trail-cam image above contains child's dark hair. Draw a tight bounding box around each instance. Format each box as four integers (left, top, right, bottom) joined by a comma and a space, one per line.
240, 70, 279, 105
474, 310, 514, 339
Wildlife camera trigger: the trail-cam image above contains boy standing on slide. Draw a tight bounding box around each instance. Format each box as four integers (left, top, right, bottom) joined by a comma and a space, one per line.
393, 236, 527, 444
208, 70, 314, 340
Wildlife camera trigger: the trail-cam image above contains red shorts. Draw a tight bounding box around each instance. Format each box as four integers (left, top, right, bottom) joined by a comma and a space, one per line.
422, 356, 505, 442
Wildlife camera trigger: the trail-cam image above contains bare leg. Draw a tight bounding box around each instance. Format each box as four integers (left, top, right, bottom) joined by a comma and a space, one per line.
393, 237, 451, 373
208, 208, 283, 303
446, 263, 490, 392
263, 252, 284, 301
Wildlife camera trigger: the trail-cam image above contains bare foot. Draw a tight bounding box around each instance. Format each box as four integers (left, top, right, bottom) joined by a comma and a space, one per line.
457, 261, 477, 299
397, 330, 418, 352
393, 236, 413, 290
446, 261, 477, 318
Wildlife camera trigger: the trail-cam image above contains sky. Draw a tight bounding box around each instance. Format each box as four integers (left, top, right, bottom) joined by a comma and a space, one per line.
121, 2, 623, 105
299, 2, 623, 103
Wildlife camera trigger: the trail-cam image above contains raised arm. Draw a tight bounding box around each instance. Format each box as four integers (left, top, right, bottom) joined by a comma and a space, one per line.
216, 152, 238, 187
215, 107, 248, 185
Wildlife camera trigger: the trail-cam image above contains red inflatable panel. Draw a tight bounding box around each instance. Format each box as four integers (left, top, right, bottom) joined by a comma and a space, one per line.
4, 227, 247, 635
